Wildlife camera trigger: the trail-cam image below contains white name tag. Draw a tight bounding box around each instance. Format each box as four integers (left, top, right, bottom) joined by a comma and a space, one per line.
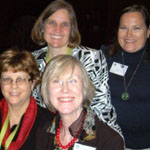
109, 62, 128, 76
73, 143, 96, 150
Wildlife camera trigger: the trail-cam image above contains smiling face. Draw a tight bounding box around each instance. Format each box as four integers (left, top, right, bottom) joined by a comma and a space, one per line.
118, 11, 150, 53
0, 68, 34, 109
48, 65, 83, 117
43, 9, 71, 50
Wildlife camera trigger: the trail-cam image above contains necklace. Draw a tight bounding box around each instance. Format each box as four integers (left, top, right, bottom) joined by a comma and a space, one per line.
56, 120, 77, 149
121, 50, 145, 100
56, 112, 86, 149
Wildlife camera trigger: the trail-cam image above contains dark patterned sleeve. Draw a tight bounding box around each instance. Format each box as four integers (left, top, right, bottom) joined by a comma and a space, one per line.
78, 48, 122, 135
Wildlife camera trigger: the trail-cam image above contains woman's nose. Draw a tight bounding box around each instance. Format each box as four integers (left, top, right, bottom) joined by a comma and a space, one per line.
61, 82, 69, 93
126, 29, 132, 37
55, 25, 62, 32
11, 80, 18, 88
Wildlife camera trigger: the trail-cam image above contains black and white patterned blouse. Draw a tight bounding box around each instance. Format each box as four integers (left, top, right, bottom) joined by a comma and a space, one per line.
32, 46, 122, 135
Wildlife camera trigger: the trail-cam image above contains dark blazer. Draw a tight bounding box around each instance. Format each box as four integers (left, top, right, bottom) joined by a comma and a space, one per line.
21, 106, 52, 150
35, 114, 124, 150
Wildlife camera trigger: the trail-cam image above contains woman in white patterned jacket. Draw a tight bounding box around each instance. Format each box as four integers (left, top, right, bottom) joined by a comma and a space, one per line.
31, 0, 122, 135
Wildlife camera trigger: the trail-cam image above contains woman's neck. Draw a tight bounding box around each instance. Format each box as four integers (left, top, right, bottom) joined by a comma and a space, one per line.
58, 118, 76, 146
59, 108, 83, 143
60, 107, 83, 127
8, 103, 29, 128
48, 46, 68, 59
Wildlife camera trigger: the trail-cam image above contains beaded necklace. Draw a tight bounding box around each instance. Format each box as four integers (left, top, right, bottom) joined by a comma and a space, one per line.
56, 112, 86, 149
56, 120, 77, 149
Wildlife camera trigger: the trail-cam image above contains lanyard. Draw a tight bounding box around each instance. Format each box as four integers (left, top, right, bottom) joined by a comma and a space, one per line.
0, 113, 19, 149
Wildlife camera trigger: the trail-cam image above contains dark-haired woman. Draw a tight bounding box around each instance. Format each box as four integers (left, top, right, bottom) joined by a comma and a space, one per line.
101, 4, 150, 149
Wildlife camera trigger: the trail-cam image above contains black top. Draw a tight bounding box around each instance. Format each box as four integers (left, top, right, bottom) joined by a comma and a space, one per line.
0, 105, 52, 150
21, 106, 52, 150
101, 44, 150, 149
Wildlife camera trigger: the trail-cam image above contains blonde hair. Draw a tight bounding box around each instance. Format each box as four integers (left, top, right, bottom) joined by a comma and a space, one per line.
41, 55, 95, 112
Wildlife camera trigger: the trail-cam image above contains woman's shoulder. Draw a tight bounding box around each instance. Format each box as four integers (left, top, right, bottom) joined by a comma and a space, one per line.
73, 45, 98, 53
95, 117, 124, 147
100, 44, 111, 53
32, 46, 47, 58
36, 106, 54, 124
72, 45, 105, 59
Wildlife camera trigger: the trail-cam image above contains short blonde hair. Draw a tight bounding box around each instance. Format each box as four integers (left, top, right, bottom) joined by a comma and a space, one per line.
0, 48, 40, 87
31, 0, 81, 48
41, 55, 95, 112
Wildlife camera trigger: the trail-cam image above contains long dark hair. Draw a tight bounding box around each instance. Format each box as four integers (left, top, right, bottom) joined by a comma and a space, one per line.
107, 4, 150, 62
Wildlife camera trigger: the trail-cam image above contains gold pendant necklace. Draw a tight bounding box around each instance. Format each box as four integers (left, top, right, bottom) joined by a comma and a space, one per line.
121, 50, 145, 101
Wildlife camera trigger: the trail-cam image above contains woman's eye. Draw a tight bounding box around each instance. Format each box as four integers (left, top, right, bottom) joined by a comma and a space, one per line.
52, 80, 63, 85
119, 26, 127, 30
52, 80, 59, 83
134, 26, 141, 30
47, 20, 56, 26
61, 22, 70, 28
3, 78, 11, 81
68, 79, 76, 83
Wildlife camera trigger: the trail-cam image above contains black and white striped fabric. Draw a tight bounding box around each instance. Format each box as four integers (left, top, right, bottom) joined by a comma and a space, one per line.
32, 46, 122, 135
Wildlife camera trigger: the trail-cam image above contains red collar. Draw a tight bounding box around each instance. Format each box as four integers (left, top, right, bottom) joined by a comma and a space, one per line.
0, 96, 37, 150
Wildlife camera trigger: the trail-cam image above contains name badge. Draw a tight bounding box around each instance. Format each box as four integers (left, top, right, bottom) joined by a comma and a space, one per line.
73, 143, 96, 150
109, 62, 128, 76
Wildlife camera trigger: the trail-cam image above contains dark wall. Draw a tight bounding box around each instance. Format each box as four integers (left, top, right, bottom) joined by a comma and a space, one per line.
105, 0, 150, 43
0, 0, 150, 51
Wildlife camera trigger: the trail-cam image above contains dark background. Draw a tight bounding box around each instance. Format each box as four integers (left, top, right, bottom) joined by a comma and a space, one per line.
0, 0, 150, 51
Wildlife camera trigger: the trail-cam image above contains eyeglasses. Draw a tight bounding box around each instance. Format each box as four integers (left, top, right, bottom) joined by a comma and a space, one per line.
0, 77, 31, 85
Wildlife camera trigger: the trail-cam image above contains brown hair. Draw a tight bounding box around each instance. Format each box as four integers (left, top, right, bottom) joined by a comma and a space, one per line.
108, 4, 150, 56
0, 48, 40, 87
31, 0, 81, 48
41, 55, 95, 112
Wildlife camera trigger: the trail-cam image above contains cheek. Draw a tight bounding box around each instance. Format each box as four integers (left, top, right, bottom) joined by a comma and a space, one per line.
118, 32, 124, 40
48, 85, 59, 98
118, 36, 125, 48
43, 26, 52, 36
117, 32, 123, 42
137, 33, 147, 44
64, 28, 71, 36
74, 85, 84, 96
1, 86, 6, 95
1, 85, 8, 91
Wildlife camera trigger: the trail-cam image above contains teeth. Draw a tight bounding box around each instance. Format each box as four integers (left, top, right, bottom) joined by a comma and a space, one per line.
125, 39, 135, 42
51, 35, 62, 39
10, 92, 20, 96
58, 98, 73, 102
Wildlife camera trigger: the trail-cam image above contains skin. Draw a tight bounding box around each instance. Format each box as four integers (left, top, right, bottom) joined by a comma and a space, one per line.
118, 11, 150, 53
48, 65, 84, 122
0, 68, 34, 110
43, 9, 71, 56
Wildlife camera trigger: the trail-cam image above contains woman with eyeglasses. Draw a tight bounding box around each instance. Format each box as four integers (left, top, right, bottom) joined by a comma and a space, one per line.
35, 55, 124, 150
0, 48, 51, 150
